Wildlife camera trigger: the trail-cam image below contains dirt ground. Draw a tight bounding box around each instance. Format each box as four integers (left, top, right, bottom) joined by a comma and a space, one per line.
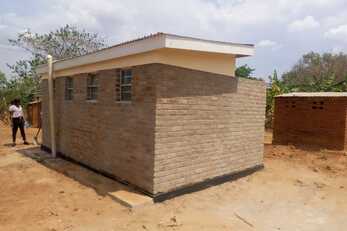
0, 122, 347, 231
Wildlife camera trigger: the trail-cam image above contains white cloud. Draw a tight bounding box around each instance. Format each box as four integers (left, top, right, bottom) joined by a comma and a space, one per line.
256, 40, 283, 51
0, 44, 21, 50
323, 10, 347, 27
288, 16, 320, 32
257, 40, 277, 48
325, 24, 347, 43
0, 0, 346, 78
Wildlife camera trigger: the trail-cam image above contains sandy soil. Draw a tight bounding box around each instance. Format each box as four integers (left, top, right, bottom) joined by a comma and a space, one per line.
0, 123, 346, 231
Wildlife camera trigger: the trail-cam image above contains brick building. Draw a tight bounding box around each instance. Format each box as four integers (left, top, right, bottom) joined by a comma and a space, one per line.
37, 33, 266, 200
273, 92, 347, 150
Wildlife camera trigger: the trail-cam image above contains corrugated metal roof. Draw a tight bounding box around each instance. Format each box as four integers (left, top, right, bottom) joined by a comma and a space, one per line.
276, 92, 347, 97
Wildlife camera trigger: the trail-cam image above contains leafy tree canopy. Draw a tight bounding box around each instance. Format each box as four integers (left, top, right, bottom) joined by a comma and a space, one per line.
9, 24, 106, 61
0, 25, 106, 118
0, 70, 6, 88
8, 24, 106, 79
235, 64, 255, 78
282, 52, 347, 92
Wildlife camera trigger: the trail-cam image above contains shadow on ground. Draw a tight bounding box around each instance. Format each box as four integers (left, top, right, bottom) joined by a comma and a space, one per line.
16, 146, 132, 197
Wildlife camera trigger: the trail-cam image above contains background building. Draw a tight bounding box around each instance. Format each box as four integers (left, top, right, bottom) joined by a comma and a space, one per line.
273, 92, 347, 150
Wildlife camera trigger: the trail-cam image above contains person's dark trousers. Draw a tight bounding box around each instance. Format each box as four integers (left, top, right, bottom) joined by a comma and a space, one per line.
12, 117, 26, 143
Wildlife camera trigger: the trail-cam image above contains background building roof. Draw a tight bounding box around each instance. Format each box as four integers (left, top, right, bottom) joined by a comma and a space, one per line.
277, 92, 347, 97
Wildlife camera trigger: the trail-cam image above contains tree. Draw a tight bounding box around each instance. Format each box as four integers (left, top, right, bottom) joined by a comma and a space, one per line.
8, 25, 106, 80
282, 52, 347, 92
265, 70, 290, 128
0, 70, 37, 117
0, 70, 11, 121
235, 64, 255, 78
1, 25, 107, 117
0, 70, 6, 88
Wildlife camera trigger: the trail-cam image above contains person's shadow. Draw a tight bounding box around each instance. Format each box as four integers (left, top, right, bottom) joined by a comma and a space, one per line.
3, 143, 14, 147
3, 142, 34, 147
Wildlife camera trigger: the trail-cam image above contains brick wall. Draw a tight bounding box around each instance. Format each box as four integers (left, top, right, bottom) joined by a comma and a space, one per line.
273, 97, 347, 150
41, 66, 157, 193
42, 63, 266, 196
152, 64, 266, 194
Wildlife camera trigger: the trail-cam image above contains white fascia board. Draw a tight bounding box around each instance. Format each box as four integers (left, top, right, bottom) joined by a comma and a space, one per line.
36, 35, 166, 74
36, 33, 254, 74
164, 34, 255, 57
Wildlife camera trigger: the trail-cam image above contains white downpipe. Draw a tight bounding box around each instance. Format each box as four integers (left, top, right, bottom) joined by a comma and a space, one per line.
47, 55, 56, 158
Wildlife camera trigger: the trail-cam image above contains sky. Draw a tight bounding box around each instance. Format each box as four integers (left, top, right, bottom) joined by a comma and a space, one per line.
0, 0, 347, 79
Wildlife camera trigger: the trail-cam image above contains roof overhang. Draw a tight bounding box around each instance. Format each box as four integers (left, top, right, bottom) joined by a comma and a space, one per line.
36, 33, 254, 75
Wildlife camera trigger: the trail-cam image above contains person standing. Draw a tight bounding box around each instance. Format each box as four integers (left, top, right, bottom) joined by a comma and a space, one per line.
9, 99, 29, 146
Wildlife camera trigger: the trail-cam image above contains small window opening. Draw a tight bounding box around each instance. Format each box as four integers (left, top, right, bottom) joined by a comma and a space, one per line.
86, 74, 98, 100
53, 80, 56, 94
312, 101, 325, 110
116, 69, 132, 102
290, 101, 296, 109
65, 77, 74, 100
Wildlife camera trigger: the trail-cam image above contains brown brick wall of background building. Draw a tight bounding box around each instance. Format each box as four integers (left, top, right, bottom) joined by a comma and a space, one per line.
152, 64, 266, 194
273, 97, 347, 150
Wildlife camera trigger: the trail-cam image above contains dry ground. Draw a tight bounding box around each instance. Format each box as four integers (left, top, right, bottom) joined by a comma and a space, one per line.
0, 122, 347, 231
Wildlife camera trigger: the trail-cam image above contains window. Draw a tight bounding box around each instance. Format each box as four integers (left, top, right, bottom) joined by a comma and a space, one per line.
65, 77, 74, 100
116, 69, 132, 102
53, 79, 56, 94
312, 101, 324, 110
291, 101, 296, 108
86, 74, 98, 100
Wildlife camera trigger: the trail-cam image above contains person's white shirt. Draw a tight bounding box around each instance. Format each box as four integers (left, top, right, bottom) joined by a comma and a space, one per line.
9, 105, 23, 118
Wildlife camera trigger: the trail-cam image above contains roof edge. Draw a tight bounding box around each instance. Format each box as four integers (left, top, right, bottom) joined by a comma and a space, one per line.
37, 32, 254, 74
